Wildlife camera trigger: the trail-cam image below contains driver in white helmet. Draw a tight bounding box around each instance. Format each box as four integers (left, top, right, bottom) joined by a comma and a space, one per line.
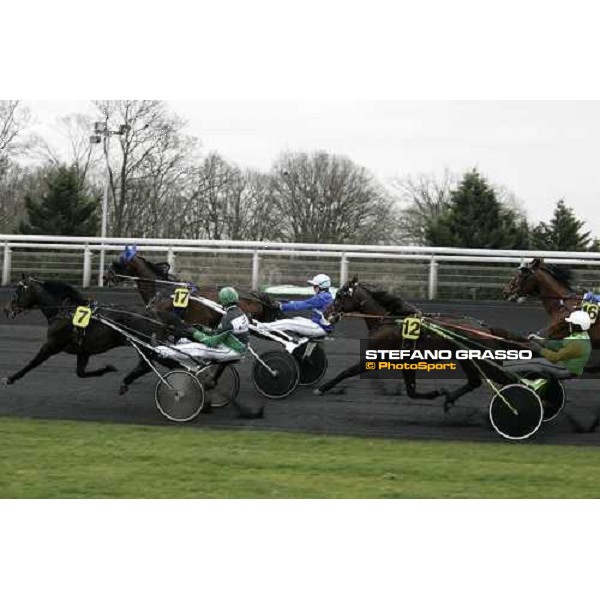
267, 274, 334, 338
503, 310, 593, 379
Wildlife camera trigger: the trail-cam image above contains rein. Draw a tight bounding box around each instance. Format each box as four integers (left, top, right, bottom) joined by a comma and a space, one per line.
335, 311, 523, 344
111, 273, 192, 288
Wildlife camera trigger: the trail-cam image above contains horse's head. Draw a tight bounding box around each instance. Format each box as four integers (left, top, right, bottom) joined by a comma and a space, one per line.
105, 245, 146, 285
239, 292, 282, 323
330, 276, 368, 315
4, 274, 41, 319
503, 258, 545, 303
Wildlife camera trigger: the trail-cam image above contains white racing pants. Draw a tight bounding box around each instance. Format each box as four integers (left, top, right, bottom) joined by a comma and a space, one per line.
261, 317, 328, 338
155, 340, 242, 368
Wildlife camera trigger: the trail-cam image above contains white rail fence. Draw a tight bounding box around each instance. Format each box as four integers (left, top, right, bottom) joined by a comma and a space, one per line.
2, 234, 600, 300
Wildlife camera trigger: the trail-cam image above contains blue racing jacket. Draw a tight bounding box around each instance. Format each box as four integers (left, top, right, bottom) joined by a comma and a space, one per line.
281, 290, 334, 332
583, 291, 600, 303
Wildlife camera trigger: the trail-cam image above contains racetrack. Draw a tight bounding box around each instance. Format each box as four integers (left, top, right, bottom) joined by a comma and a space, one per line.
2, 288, 600, 445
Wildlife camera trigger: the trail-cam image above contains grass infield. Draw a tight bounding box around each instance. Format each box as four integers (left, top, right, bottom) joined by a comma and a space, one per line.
1, 416, 600, 498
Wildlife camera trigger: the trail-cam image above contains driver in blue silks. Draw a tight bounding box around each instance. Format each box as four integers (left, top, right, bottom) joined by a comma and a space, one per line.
268, 274, 335, 338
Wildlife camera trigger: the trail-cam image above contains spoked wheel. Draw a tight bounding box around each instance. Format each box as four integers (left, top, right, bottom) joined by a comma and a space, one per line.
155, 370, 205, 423
293, 342, 328, 386
489, 384, 543, 440
537, 379, 566, 422
252, 350, 300, 399
196, 363, 240, 409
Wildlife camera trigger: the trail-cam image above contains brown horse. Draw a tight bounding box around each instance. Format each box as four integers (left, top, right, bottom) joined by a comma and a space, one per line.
105, 252, 281, 328
503, 257, 600, 354
316, 277, 519, 409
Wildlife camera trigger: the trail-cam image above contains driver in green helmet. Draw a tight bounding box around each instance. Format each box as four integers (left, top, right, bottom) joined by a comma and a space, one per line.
156, 287, 250, 364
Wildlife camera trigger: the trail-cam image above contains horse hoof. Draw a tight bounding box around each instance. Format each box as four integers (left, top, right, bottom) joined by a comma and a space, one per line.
443, 396, 455, 413
106, 365, 118, 373
313, 388, 324, 396
119, 384, 129, 396
2, 377, 13, 386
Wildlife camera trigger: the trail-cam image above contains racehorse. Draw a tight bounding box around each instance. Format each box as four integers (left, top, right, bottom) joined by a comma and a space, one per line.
503, 257, 600, 431
105, 250, 282, 326
316, 276, 519, 409
3, 275, 261, 417
2, 275, 171, 389
503, 257, 600, 355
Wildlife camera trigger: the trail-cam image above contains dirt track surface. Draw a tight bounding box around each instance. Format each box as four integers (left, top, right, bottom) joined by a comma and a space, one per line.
1, 288, 600, 445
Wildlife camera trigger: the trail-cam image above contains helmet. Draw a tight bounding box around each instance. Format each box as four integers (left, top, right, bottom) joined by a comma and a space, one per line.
218, 286, 239, 306
120, 244, 138, 263
565, 310, 591, 331
307, 274, 331, 289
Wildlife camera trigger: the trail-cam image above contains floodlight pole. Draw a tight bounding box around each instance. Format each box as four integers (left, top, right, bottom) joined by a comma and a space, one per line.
98, 134, 111, 286
91, 121, 128, 287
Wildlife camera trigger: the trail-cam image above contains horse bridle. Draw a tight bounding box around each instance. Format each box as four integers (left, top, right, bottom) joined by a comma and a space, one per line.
511, 266, 581, 312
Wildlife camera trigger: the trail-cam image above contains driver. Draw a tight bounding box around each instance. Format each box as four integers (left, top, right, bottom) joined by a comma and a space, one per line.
268, 273, 334, 338
503, 310, 592, 379
155, 287, 249, 365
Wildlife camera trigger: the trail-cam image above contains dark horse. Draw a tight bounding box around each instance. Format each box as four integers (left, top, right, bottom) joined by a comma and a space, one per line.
2, 275, 173, 391
105, 250, 282, 327
317, 277, 521, 409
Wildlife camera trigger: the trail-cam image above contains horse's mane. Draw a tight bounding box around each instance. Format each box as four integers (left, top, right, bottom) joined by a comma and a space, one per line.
542, 263, 573, 290
41, 280, 88, 304
360, 283, 417, 315
139, 256, 177, 281
247, 291, 277, 306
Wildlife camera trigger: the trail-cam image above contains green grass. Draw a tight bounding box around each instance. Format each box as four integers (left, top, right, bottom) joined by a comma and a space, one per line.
1, 416, 600, 498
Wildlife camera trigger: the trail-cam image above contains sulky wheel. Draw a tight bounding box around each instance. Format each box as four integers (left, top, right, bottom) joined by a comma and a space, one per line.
293, 342, 328, 386
252, 350, 300, 399
537, 379, 566, 422
489, 384, 543, 441
155, 370, 205, 423
196, 363, 240, 409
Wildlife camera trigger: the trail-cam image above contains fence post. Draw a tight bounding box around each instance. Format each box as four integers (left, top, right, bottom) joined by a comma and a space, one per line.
340, 253, 348, 286
428, 256, 438, 300
167, 247, 176, 272
2, 243, 11, 286
83, 245, 92, 288
252, 250, 261, 290
97, 242, 105, 288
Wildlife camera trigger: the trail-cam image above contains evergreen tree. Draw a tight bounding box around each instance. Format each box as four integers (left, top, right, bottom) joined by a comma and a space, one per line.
19, 165, 98, 236
530, 199, 594, 251
425, 170, 529, 249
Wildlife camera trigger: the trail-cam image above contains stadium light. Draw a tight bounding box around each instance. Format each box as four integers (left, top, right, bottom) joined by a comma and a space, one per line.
91, 120, 128, 286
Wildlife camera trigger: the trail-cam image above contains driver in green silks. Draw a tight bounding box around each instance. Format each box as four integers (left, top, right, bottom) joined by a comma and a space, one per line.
504, 310, 592, 379
155, 287, 250, 364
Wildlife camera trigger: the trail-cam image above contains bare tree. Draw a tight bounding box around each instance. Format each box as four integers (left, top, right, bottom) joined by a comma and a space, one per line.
0, 102, 39, 232
93, 100, 200, 237
34, 113, 103, 188
389, 170, 457, 245
270, 151, 395, 244
0, 101, 34, 161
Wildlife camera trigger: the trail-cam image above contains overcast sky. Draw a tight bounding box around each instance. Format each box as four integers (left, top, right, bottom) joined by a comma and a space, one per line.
26, 100, 600, 238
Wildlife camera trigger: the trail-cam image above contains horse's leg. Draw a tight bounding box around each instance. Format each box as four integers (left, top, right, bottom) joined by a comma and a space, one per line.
440, 360, 482, 412
119, 357, 153, 395
403, 370, 444, 400
76, 354, 118, 378
3, 343, 61, 385
315, 361, 365, 395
